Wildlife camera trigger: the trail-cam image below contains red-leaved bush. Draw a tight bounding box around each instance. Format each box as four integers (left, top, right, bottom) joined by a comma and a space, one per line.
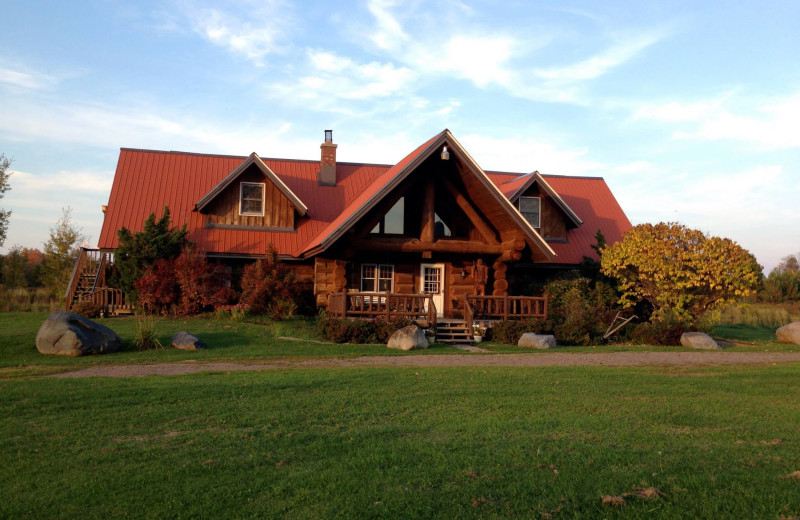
239, 246, 299, 317
135, 247, 236, 315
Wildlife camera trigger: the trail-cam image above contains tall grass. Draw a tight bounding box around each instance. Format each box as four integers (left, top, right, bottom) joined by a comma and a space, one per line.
716, 303, 800, 328
0, 287, 61, 312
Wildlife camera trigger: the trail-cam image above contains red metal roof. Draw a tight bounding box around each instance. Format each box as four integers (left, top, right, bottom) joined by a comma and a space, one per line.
98, 136, 631, 264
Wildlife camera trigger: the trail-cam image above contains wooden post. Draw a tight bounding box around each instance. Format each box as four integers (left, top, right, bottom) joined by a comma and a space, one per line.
420, 182, 435, 244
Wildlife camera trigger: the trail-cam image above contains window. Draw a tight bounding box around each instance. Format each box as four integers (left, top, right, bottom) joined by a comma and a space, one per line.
519, 196, 541, 228
422, 266, 441, 294
371, 197, 404, 234
240, 182, 265, 216
361, 264, 394, 292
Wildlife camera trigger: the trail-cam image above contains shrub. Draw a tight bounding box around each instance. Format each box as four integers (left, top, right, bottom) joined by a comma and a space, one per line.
268, 299, 297, 321
544, 278, 620, 346
628, 310, 686, 346
490, 319, 546, 345
240, 246, 300, 315
135, 247, 236, 315
371, 317, 416, 343
316, 317, 373, 343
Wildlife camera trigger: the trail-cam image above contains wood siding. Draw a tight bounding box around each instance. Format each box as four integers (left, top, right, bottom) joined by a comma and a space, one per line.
314, 258, 347, 306
204, 167, 296, 229
518, 185, 567, 241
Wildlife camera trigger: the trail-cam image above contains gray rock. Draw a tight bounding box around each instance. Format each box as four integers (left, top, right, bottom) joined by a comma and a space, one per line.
35, 310, 122, 356
171, 331, 206, 351
680, 332, 721, 350
387, 325, 429, 351
518, 333, 556, 349
776, 322, 800, 345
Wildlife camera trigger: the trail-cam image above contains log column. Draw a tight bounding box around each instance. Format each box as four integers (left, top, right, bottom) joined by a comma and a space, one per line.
492, 260, 508, 296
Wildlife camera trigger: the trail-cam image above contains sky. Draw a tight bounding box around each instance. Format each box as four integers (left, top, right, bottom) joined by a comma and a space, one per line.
1, 0, 798, 272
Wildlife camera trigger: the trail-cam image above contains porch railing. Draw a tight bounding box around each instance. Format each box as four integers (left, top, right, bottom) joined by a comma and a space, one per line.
77, 287, 133, 316
466, 295, 547, 321
327, 291, 437, 327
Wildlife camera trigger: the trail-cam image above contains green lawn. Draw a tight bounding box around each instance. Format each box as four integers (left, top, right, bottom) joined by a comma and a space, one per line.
2, 312, 800, 518
0, 312, 796, 376
2, 365, 800, 519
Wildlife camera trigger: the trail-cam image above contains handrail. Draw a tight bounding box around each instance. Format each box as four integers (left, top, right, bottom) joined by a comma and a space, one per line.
64, 248, 89, 306
466, 295, 547, 320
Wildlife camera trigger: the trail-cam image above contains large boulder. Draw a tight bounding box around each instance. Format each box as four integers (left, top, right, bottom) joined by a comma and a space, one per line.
35, 311, 122, 356
776, 322, 800, 345
518, 333, 556, 349
387, 325, 429, 351
171, 331, 206, 351
680, 332, 721, 350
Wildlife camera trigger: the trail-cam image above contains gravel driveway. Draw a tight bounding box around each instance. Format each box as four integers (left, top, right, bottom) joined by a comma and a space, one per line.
50, 351, 800, 378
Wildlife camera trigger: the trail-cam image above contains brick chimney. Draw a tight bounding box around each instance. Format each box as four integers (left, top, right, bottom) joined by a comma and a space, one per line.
319, 129, 337, 186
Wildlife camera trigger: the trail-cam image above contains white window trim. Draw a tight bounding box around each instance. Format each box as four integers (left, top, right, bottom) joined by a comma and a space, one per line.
239, 182, 265, 216
360, 264, 394, 292
519, 196, 541, 229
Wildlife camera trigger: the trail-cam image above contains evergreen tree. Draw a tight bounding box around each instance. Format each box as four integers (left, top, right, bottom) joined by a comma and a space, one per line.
112, 207, 188, 304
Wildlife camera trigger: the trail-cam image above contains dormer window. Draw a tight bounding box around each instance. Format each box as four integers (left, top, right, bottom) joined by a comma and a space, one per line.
519, 196, 541, 228
240, 182, 265, 216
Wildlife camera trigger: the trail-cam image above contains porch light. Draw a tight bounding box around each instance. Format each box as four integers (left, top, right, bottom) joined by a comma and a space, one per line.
441, 145, 450, 160
461, 269, 467, 279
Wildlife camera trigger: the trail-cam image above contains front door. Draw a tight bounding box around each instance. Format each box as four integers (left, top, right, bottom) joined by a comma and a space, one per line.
420, 263, 445, 317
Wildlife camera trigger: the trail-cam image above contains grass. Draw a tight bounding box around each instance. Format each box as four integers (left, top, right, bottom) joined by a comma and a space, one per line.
0, 287, 60, 313
2, 309, 799, 375
2, 365, 800, 519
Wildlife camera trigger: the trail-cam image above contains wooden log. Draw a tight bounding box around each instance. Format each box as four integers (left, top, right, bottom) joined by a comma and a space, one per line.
494, 270, 506, 280
441, 178, 498, 244
492, 288, 507, 296
495, 249, 522, 262
350, 237, 504, 255
493, 261, 508, 272
502, 236, 525, 251
493, 278, 509, 292
421, 182, 435, 243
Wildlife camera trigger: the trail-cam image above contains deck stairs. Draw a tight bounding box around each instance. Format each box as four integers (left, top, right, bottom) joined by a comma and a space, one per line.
435, 319, 474, 344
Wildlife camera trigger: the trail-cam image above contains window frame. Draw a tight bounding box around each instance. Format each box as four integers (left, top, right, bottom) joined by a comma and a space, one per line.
239, 182, 266, 217
518, 196, 541, 229
360, 264, 395, 292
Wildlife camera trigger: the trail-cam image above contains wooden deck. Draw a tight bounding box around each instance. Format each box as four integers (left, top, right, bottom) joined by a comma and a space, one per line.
65, 248, 133, 316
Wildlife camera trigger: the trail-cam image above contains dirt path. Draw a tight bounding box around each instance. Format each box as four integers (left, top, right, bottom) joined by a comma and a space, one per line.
50, 351, 800, 378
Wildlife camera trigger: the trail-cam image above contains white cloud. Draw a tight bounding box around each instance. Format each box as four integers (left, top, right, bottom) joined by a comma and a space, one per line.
634, 91, 800, 149
458, 133, 605, 175
367, 0, 409, 50
171, 0, 295, 66
534, 30, 667, 82
0, 66, 55, 90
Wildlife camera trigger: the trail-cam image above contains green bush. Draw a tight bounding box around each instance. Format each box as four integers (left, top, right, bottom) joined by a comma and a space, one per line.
315, 316, 416, 344
132, 317, 163, 351
489, 319, 545, 344
629, 310, 686, 346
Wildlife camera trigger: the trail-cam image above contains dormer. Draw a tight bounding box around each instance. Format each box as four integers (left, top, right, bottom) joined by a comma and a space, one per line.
195, 152, 308, 231
507, 172, 582, 242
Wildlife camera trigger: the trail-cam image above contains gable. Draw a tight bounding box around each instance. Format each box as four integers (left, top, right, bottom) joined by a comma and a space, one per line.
199, 164, 297, 230
299, 130, 556, 262
196, 152, 308, 218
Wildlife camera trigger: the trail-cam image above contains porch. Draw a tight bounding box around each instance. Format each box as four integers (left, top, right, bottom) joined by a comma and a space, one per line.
326, 290, 547, 343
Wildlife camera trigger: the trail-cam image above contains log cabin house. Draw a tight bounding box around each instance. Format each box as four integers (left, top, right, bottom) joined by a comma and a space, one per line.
67, 129, 631, 342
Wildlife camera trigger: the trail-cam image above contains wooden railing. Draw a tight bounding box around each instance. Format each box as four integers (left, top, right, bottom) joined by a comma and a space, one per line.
466, 295, 547, 321
327, 291, 437, 327
78, 288, 133, 315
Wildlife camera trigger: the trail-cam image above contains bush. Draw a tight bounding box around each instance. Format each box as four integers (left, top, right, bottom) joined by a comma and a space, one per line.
545, 278, 620, 346
489, 319, 546, 344
629, 310, 686, 346
240, 246, 301, 315
135, 247, 236, 315
316, 317, 375, 343
371, 317, 416, 343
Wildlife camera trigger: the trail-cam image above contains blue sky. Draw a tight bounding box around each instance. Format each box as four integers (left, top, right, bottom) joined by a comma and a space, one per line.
1, 0, 798, 271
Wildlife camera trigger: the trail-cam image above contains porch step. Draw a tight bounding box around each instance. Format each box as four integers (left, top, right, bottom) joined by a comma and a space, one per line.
436, 320, 474, 344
